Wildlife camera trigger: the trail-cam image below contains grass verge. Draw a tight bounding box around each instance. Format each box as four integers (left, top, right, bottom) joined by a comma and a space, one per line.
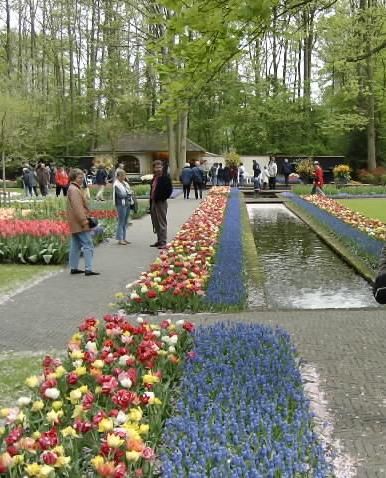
241, 200, 265, 289
0, 264, 61, 294
0, 351, 63, 407
286, 200, 376, 283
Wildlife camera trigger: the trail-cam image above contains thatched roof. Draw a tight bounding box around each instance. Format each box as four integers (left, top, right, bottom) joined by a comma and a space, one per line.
92, 133, 206, 153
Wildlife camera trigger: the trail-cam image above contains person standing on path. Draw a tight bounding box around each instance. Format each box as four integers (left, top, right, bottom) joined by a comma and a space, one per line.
282, 158, 292, 187
192, 160, 204, 199
311, 160, 325, 195
209, 163, 218, 187
150, 160, 173, 249
67, 168, 100, 276
36, 163, 50, 196
180, 162, 193, 199
268, 158, 277, 190
113, 168, 132, 245
55, 166, 69, 197
253, 160, 261, 180
238, 163, 246, 186
95, 165, 108, 201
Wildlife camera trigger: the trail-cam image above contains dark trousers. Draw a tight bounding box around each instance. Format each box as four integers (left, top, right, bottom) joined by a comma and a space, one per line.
183, 184, 191, 199
28, 186, 38, 196
284, 174, 290, 187
56, 185, 68, 197
268, 177, 276, 190
193, 181, 203, 199
39, 183, 48, 196
151, 200, 168, 245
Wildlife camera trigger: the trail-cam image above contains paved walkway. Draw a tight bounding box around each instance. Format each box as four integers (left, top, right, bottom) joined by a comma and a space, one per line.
0, 196, 199, 352
164, 309, 386, 478
1, 195, 386, 476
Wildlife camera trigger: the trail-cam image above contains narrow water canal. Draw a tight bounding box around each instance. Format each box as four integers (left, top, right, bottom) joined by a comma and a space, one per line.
247, 204, 378, 309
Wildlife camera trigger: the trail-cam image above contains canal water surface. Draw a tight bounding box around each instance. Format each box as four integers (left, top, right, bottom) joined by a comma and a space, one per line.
247, 204, 378, 309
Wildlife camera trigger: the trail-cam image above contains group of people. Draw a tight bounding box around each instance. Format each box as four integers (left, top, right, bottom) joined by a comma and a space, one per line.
208, 163, 247, 187
66, 159, 173, 276
252, 158, 279, 190
21, 163, 80, 198
179, 161, 205, 199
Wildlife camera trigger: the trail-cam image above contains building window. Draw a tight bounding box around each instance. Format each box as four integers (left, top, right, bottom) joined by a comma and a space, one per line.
118, 155, 140, 174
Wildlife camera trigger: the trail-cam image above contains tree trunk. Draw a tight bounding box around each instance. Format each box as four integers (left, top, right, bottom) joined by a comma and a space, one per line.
5, 0, 12, 77
178, 110, 188, 174
167, 117, 178, 179
367, 54, 377, 170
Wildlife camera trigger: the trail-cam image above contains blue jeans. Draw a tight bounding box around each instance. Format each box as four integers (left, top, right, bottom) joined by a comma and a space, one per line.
116, 205, 131, 240
69, 231, 94, 271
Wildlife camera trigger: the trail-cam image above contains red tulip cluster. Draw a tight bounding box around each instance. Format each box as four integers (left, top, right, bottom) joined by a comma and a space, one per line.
0, 315, 195, 477
0, 220, 70, 238
121, 187, 230, 312
304, 195, 386, 240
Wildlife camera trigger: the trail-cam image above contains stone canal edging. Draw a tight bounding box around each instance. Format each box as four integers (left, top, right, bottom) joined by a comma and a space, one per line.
285, 200, 376, 284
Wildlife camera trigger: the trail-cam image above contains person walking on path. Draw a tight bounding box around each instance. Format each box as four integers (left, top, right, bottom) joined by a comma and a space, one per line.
268, 158, 277, 190
238, 163, 246, 186
113, 168, 133, 245
55, 166, 69, 197
180, 162, 193, 199
209, 163, 218, 186
311, 161, 325, 195
22, 167, 30, 196
260, 166, 269, 189
253, 160, 261, 179
150, 160, 173, 249
192, 160, 205, 199
217, 163, 224, 186
223, 165, 231, 186
36, 163, 50, 196
26, 166, 38, 196
67, 168, 100, 276
95, 165, 108, 201
282, 158, 292, 187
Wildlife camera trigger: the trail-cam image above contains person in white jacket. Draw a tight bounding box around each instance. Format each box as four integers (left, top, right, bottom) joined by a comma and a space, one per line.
259, 166, 270, 189
268, 158, 278, 190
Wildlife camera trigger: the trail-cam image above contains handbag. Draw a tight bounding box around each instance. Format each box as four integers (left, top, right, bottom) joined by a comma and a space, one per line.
130, 193, 139, 214
87, 216, 98, 228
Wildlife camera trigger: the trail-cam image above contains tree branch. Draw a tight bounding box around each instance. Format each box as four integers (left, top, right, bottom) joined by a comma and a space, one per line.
346, 38, 386, 62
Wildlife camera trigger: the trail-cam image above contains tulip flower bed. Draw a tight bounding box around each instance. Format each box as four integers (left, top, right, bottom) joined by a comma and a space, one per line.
0, 220, 70, 264
120, 188, 230, 313
285, 193, 383, 264
204, 188, 246, 307
0, 220, 104, 264
0, 315, 195, 477
304, 195, 386, 241
161, 323, 331, 477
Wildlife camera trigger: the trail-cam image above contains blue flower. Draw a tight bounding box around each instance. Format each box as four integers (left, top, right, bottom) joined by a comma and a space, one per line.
160, 323, 331, 477
284, 192, 383, 261
205, 189, 245, 306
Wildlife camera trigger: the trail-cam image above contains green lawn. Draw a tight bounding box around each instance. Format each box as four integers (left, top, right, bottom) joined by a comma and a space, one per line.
0, 264, 61, 293
337, 198, 386, 222
0, 351, 64, 406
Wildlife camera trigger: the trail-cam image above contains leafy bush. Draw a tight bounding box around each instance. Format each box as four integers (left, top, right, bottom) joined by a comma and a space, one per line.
295, 158, 314, 180
224, 150, 241, 167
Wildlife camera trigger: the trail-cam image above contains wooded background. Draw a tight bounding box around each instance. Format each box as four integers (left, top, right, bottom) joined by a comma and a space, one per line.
1, 0, 386, 176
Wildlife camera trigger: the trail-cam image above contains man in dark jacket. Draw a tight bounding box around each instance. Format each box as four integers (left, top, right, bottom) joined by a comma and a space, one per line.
179, 162, 193, 199
150, 160, 173, 249
191, 160, 204, 199
282, 158, 292, 187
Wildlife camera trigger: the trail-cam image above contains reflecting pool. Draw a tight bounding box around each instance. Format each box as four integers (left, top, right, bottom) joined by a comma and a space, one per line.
247, 204, 378, 309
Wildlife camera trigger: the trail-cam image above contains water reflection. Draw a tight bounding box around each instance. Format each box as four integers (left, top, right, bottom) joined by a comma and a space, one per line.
247, 204, 378, 309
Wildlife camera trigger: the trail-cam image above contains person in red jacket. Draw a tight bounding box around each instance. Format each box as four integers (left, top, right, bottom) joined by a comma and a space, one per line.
311, 161, 325, 195
55, 166, 69, 197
